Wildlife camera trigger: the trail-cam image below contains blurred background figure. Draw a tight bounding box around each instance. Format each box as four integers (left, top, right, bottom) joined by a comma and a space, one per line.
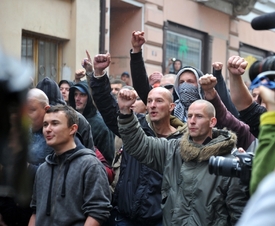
120, 71, 132, 86
110, 78, 126, 100
58, 79, 74, 105
165, 58, 182, 74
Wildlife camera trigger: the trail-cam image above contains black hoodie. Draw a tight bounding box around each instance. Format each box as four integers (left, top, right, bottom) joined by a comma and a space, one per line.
69, 81, 115, 165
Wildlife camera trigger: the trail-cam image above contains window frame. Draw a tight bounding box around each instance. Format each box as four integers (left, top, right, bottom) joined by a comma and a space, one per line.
21, 30, 64, 85
239, 43, 272, 84
163, 21, 212, 74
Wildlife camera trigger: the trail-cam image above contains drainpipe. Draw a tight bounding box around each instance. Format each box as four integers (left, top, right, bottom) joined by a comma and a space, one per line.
99, 0, 106, 54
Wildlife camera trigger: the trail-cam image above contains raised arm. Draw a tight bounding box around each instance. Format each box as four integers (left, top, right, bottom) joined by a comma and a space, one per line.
130, 31, 152, 105
228, 56, 252, 111
84, 52, 120, 137
212, 62, 239, 118
165, 58, 174, 74
228, 56, 266, 137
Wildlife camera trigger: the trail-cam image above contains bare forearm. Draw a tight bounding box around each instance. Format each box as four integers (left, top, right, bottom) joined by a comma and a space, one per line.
84, 216, 100, 226
229, 73, 253, 111
28, 214, 35, 226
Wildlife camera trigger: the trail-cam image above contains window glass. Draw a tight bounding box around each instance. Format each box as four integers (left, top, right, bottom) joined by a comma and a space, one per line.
166, 31, 202, 71
21, 33, 60, 84
239, 44, 268, 85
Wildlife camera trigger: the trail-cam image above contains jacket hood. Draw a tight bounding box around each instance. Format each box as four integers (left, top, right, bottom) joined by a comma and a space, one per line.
180, 128, 237, 162
68, 81, 97, 118
36, 77, 66, 105
174, 66, 204, 99
45, 146, 95, 165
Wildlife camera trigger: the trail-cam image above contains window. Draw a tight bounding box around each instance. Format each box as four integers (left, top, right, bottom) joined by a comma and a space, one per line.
239, 43, 270, 85
166, 31, 202, 70
163, 21, 211, 73
21, 31, 63, 84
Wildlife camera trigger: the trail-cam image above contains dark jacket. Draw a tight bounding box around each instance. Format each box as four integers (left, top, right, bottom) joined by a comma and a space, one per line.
209, 93, 257, 151
212, 68, 239, 118
239, 101, 267, 138
69, 81, 115, 165
130, 50, 179, 105
90, 73, 187, 224
118, 113, 249, 226
30, 144, 112, 225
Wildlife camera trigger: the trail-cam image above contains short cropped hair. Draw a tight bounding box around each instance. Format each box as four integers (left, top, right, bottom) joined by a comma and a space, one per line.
110, 78, 126, 87
45, 104, 78, 127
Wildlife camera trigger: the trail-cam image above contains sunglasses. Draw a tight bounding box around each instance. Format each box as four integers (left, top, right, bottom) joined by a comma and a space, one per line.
161, 84, 174, 90
249, 71, 275, 90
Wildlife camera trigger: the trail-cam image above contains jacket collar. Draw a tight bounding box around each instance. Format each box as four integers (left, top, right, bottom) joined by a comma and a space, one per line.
180, 128, 237, 162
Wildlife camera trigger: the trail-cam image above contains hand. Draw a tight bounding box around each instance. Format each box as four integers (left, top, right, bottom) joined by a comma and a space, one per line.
75, 69, 86, 82
131, 31, 145, 53
93, 53, 111, 76
81, 50, 93, 73
258, 85, 275, 111
199, 74, 217, 100
212, 62, 223, 71
117, 88, 138, 114
168, 58, 174, 65
227, 56, 248, 76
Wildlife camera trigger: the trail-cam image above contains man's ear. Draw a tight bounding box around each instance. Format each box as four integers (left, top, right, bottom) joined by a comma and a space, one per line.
210, 117, 217, 128
70, 124, 78, 135
169, 103, 175, 112
44, 105, 50, 111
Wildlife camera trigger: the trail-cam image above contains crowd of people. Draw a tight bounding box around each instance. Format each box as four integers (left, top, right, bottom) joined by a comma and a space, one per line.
0, 30, 274, 226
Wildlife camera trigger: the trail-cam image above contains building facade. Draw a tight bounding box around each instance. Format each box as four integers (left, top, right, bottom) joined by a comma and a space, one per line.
0, 0, 101, 84
109, 0, 275, 83
0, 0, 275, 84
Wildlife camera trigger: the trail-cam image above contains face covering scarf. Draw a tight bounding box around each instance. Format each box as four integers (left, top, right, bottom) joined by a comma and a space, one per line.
174, 82, 201, 122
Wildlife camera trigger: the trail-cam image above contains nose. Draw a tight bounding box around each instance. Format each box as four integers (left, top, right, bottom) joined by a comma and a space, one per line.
44, 124, 51, 132
75, 94, 80, 100
148, 100, 156, 108
189, 115, 195, 124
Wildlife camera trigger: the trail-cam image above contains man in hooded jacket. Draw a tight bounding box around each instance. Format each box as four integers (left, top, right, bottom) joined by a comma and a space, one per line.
69, 81, 115, 165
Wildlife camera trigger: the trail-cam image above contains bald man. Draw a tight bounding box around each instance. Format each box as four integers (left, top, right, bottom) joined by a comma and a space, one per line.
117, 95, 249, 226
89, 53, 187, 225
27, 88, 52, 165
27, 88, 50, 132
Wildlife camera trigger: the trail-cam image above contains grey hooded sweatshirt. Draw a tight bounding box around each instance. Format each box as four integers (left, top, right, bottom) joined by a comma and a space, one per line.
30, 147, 112, 225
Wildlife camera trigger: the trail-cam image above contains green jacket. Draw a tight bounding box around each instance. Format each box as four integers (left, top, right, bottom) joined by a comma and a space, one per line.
250, 111, 275, 195
118, 114, 249, 226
